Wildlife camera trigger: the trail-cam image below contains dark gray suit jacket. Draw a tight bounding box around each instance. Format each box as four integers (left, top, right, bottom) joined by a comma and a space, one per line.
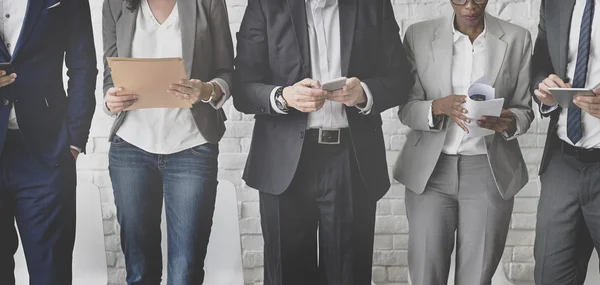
102, 0, 234, 143
233, 0, 414, 199
531, 0, 578, 175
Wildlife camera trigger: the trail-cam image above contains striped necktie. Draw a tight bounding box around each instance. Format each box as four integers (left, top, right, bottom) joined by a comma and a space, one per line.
568, 0, 595, 144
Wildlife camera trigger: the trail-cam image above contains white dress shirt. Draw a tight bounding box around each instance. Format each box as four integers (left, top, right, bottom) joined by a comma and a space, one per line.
0, 0, 27, 130
116, 0, 230, 154
431, 20, 488, 155
270, 0, 373, 128
542, 0, 600, 149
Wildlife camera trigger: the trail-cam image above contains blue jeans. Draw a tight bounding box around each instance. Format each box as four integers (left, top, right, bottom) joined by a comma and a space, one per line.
109, 136, 219, 285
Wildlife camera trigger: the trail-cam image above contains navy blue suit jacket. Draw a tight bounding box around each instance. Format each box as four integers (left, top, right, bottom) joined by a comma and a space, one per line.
0, 0, 97, 167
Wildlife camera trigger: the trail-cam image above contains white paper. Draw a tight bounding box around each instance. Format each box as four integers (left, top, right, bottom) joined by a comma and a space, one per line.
462, 78, 504, 137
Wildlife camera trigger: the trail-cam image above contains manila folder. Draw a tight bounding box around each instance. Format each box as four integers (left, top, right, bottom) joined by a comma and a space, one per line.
107, 57, 192, 110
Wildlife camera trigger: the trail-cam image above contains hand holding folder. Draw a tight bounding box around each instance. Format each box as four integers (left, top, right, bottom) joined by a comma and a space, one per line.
107, 57, 192, 110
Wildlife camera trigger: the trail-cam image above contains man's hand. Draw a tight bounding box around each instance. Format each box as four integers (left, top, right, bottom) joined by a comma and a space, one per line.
478, 109, 517, 134
168, 79, 221, 105
432, 95, 470, 133
70, 148, 80, 161
282, 78, 329, 113
574, 88, 600, 118
534, 74, 571, 107
105, 87, 138, 114
328, 77, 366, 107
0, 71, 16, 88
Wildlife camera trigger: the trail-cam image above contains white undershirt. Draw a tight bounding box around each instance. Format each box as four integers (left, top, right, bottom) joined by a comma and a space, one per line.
442, 21, 488, 155
116, 0, 225, 154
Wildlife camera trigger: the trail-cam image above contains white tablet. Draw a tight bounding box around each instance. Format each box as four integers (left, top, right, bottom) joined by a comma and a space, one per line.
548, 88, 596, 108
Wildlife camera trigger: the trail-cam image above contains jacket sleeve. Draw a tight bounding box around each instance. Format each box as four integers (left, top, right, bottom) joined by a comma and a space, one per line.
361, 0, 414, 115
65, 0, 98, 152
398, 24, 445, 132
232, 0, 280, 116
530, 0, 559, 118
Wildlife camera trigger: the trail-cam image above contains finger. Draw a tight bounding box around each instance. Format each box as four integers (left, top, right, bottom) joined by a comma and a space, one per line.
169, 84, 194, 94
452, 105, 469, 116
299, 87, 328, 99
454, 95, 467, 103
108, 94, 138, 102
107, 87, 124, 96
453, 118, 469, 133
574, 95, 600, 104
543, 78, 560, 89
176, 79, 195, 88
297, 78, 320, 88
345, 78, 360, 89
451, 110, 470, 123
168, 89, 190, 98
548, 74, 568, 88
0, 74, 16, 85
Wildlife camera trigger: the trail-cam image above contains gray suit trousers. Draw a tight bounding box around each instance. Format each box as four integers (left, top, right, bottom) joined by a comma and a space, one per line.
406, 154, 514, 285
534, 149, 600, 285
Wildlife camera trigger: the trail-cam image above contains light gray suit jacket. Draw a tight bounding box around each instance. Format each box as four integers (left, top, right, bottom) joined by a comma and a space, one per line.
393, 13, 534, 200
102, 0, 234, 144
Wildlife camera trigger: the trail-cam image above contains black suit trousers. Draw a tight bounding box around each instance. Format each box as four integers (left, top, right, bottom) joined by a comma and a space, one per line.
259, 131, 377, 285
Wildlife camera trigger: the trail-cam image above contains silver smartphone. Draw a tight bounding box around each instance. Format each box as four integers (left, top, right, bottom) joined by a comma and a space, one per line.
321, 77, 347, 92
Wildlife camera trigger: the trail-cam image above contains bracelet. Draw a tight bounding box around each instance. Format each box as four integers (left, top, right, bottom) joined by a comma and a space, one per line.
201, 82, 216, 103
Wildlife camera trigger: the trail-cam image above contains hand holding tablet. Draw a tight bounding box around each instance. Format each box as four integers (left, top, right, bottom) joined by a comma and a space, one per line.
548, 88, 596, 109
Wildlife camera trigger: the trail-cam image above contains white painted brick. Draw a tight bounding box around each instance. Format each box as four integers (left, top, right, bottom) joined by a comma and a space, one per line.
372, 266, 387, 282
387, 266, 409, 282
512, 246, 535, 263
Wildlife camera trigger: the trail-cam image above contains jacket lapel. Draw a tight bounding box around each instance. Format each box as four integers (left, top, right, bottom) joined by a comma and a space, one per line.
179, 0, 196, 78
117, 1, 138, 58
558, 0, 576, 78
484, 15, 507, 88
286, 0, 310, 77
339, 0, 357, 77
432, 16, 453, 99
12, 0, 45, 60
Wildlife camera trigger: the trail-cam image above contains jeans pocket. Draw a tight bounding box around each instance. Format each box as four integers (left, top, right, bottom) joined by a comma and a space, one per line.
111, 135, 129, 147
189, 143, 219, 158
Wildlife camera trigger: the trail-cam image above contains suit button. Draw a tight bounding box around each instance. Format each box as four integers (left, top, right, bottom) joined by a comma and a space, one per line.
299, 132, 304, 139
259, 107, 265, 113
3, 99, 8, 106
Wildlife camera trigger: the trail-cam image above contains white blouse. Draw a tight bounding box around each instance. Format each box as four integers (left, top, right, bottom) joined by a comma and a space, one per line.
117, 0, 228, 154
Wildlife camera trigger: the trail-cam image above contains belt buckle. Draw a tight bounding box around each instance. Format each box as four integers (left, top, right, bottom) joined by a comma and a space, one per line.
318, 128, 341, 145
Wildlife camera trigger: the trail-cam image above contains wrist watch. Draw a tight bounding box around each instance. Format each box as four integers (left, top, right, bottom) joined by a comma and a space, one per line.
275, 87, 289, 112
201, 82, 217, 103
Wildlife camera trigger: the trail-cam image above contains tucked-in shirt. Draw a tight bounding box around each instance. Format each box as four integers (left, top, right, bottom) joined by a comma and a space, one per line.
439, 19, 488, 155
116, 0, 229, 154
543, 0, 600, 149
0, 0, 27, 130
269, 0, 373, 128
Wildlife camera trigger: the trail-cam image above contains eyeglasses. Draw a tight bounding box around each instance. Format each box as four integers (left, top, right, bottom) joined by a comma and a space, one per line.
451, 0, 488, 5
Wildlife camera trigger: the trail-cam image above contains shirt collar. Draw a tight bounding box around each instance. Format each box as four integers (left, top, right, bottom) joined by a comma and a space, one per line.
305, 0, 330, 9
452, 13, 487, 43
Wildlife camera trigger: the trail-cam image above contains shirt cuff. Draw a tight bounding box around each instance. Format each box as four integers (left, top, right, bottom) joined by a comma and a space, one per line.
209, 78, 230, 110
428, 103, 435, 128
540, 103, 559, 115
70, 145, 82, 153
270, 86, 287, 114
356, 82, 373, 115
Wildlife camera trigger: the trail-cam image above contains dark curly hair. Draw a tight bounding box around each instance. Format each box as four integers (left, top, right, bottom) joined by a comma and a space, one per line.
126, 0, 141, 11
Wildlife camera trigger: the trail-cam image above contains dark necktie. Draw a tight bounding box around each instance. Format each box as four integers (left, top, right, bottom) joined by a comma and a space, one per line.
568, 0, 595, 144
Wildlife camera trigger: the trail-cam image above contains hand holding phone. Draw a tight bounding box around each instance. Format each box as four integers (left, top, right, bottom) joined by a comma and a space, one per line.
0, 62, 16, 88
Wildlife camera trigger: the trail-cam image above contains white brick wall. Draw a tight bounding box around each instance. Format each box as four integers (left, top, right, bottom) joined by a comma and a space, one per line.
82, 0, 544, 284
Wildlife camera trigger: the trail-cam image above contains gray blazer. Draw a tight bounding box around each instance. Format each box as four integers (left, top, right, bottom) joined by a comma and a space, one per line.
393, 13, 534, 200
102, 0, 234, 143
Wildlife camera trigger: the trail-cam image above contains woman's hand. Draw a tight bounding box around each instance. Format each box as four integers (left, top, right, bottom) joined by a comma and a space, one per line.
105, 87, 138, 114
432, 95, 470, 133
478, 109, 517, 134
168, 79, 221, 105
